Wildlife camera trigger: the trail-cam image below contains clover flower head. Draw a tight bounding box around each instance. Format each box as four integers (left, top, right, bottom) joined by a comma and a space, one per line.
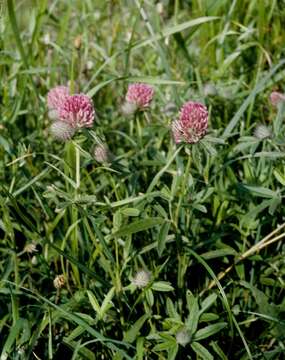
269, 91, 285, 107
204, 83, 218, 97
254, 124, 272, 140
132, 269, 151, 288
50, 121, 75, 141
24, 243, 38, 254
47, 85, 70, 111
125, 83, 154, 109
171, 101, 208, 144
53, 274, 65, 289
59, 94, 95, 129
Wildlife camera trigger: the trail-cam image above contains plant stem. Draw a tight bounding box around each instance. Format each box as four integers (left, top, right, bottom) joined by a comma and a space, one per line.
205, 223, 285, 292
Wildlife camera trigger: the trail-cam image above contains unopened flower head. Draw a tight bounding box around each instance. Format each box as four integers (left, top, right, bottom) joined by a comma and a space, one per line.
176, 328, 191, 347
94, 144, 111, 163
204, 83, 218, 97
50, 121, 75, 141
163, 102, 177, 116
42, 33, 51, 45
121, 101, 138, 116
254, 124, 272, 140
171, 101, 208, 144
132, 269, 151, 288
53, 274, 65, 289
269, 91, 285, 107
59, 94, 95, 129
86, 60, 94, 70
156, 2, 164, 16
31, 256, 38, 265
125, 83, 154, 110
47, 86, 70, 112
74, 35, 82, 49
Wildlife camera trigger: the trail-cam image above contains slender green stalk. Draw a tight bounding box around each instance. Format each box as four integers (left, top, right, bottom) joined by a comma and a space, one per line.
64, 141, 81, 286
147, 146, 181, 193
175, 153, 191, 225
7, 0, 38, 96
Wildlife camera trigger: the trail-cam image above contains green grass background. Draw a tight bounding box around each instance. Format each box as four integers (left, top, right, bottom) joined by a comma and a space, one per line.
0, 0, 285, 359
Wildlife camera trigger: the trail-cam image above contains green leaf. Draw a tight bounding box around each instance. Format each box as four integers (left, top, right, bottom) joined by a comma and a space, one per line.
65, 339, 96, 360
223, 59, 285, 137
200, 294, 218, 314
100, 287, 115, 319
194, 323, 227, 341
273, 169, 285, 185
45, 161, 77, 189
124, 314, 149, 343
241, 281, 279, 318
201, 249, 236, 260
87, 290, 101, 316
200, 313, 220, 322
157, 222, 170, 257
145, 289, 154, 307
153, 338, 176, 352
210, 341, 228, 360
113, 218, 165, 237
121, 208, 140, 217
1, 318, 25, 358
151, 281, 174, 292
168, 344, 178, 360
134, 17, 219, 50
166, 298, 180, 320
185, 294, 200, 336
243, 185, 277, 199
136, 337, 145, 360
191, 342, 214, 360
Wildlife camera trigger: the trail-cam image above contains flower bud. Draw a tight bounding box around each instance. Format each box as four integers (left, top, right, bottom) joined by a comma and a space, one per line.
253, 124, 272, 140
121, 101, 138, 116
93, 144, 111, 163
269, 91, 285, 107
74, 35, 82, 49
204, 83, 218, 97
31, 256, 38, 266
50, 121, 75, 141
